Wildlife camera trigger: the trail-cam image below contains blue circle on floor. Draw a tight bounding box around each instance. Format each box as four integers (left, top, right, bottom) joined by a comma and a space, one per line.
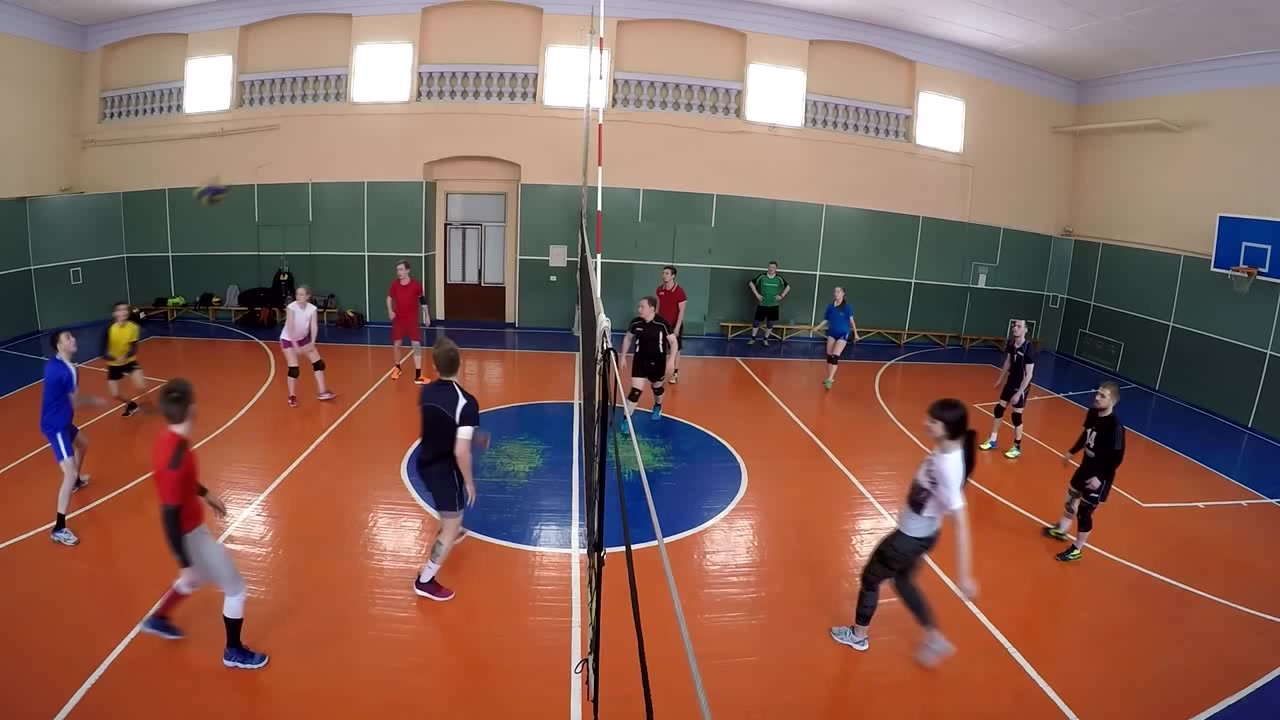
402, 401, 746, 552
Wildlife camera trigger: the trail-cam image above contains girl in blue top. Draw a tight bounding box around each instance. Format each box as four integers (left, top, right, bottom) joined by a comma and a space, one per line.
822, 286, 858, 389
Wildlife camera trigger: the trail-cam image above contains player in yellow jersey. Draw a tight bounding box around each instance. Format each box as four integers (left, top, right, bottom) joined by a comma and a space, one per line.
103, 301, 147, 417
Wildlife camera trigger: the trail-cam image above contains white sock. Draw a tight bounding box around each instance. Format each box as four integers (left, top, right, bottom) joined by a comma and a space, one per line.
419, 560, 441, 583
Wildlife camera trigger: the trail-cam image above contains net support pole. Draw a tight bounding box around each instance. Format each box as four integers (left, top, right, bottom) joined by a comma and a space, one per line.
594, 0, 605, 289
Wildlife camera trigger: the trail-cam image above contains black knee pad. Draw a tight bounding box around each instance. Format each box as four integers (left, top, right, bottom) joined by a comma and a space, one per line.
993, 404, 1006, 419
313, 359, 326, 372
826, 354, 838, 365
287, 366, 300, 379
1077, 503, 1096, 533
652, 384, 665, 397
627, 388, 642, 403
1011, 411, 1023, 427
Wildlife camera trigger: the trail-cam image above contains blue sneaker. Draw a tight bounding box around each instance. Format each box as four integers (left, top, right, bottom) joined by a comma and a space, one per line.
223, 646, 269, 670
140, 615, 184, 640
650, 404, 663, 421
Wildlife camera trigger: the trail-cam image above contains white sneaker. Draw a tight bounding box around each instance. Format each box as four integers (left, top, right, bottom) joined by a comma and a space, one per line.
916, 633, 955, 668
51, 527, 80, 546
830, 625, 869, 651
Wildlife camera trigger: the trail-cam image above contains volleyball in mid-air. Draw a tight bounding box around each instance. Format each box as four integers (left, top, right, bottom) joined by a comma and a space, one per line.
194, 183, 228, 205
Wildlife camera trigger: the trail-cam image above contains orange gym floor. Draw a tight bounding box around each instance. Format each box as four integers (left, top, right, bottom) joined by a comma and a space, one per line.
0, 324, 1276, 719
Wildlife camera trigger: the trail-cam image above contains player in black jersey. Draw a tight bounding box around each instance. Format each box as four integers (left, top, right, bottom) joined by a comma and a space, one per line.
618, 296, 673, 434
981, 319, 1037, 458
1043, 382, 1126, 562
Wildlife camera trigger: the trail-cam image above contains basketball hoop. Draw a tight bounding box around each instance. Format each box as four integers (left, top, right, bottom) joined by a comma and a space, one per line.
1229, 266, 1257, 294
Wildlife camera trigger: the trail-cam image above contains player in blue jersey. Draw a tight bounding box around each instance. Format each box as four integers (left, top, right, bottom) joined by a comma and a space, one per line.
820, 286, 858, 390
40, 331, 106, 546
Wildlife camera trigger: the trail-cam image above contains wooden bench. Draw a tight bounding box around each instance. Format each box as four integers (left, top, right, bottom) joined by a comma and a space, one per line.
143, 305, 339, 325
720, 322, 1039, 351
720, 322, 816, 341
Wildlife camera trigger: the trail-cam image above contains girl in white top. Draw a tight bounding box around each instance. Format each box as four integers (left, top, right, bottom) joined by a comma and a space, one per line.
280, 286, 335, 407
830, 398, 978, 667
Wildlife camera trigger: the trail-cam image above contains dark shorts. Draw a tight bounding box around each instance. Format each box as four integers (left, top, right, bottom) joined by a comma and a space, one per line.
107, 361, 139, 381
861, 530, 938, 584
753, 305, 780, 324
281, 334, 312, 350
631, 354, 666, 384
827, 332, 850, 343
999, 380, 1029, 409
1069, 465, 1104, 506
421, 463, 466, 516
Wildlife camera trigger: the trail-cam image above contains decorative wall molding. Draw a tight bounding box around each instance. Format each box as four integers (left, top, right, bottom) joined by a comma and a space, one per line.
1079, 50, 1280, 105
805, 92, 911, 142
100, 81, 185, 122
0, 0, 83, 51
240, 68, 349, 107
612, 72, 741, 118
417, 64, 538, 104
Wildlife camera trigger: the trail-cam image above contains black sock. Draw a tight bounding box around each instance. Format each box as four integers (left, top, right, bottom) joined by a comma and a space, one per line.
55, 513, 66, 531
223, 616, 244, 649
1015, 439, 1022, 448
414, 368, 421, 379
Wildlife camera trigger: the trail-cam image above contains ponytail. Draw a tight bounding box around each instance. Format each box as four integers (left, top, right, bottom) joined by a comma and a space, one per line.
962, 429, 976, 484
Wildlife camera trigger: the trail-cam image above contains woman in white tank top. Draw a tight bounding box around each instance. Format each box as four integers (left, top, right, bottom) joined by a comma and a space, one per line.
280, 286, 335, 407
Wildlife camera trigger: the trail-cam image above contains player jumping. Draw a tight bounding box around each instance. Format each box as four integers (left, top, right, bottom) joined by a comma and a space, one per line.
41, 331, 105, 546
413, 338, 479, 602
140, 379, 269, 669
103, 301, 146, 417
981, 319, 1036, 458
388, 259, 431, 384
1043, 382, 1126, 562
618, 296, 673, 433
830, 398, 977, 667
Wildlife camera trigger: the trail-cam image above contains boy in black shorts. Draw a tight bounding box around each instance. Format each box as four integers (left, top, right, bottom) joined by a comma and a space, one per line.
618, 296, 673, 433
1043, 382, 1126, 562
981, 319, 1036, 458
103, 301, 147, 417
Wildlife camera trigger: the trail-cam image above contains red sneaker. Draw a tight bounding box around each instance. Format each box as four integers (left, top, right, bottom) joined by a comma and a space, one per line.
413, 577, 455, 602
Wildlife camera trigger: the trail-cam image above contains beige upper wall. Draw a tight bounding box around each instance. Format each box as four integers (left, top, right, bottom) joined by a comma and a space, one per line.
615, 20, 745, 82
241, 14, 352, 73
101, 33, 185, 90
1072, 86, 1280, 255
0, 32, 80, 198
807, 41, 913, 109
421, 2, 542, 66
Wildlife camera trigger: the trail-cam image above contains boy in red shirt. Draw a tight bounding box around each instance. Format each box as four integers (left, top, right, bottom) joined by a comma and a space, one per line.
387, 259, 432, 383
655, 265, 687, 384
139, 379, 269, 670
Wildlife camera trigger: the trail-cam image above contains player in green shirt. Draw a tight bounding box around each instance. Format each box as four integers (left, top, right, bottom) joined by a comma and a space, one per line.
748, 261, 789, 345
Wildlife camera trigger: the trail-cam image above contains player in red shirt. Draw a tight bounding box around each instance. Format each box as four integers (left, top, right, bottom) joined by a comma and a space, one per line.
139, 379, 269, 670
656, 265, 688, 384
387, 259, 432, 383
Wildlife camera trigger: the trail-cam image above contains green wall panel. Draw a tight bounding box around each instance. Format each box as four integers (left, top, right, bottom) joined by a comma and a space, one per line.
908, 283, 968, 333
425, 182, 437, 255
1067, 239, 1099, 302
1158, 327, 1265, 425
588, 189, 673, 263
708, 195, 822, 271
1250, 363, 1280, 438
1047, 236, 1072, 296
1174, 256, 1278, 350
642, 189, 713, 226
168, 186, 257, 253
1094, 243, 1180, 321
257, 183, 310, 226
1085, 305, 1167, 386
28, 194, 124, 266
819, 206, 918, 280
122, 191, 169, 255
33, 257, 128, 329
517, 258, 577, 328
1039, 298, 1064, 350
366, 260, 391, 323
126, 256, 172, 307
258, 225, 312, 254
518, 184, 581, 258
672, 224, 714, 266
914, 218, 1000, 285
366, 181, 423, 255
991, 230, 1051, 292
703, 267, 760, 331
310, 182, 365, 253
171, 254, 260, 301
1059, 298, 1091, 356
0, 271, 38, 339
311, 254, 369, 316
964, 289, 1043, 337
818, 274, 910, 331
0, 198, 30, 272
671, 265, 709, 335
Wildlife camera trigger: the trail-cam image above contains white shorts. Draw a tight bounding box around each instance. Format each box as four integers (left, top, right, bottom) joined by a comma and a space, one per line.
183, 525, 245, 595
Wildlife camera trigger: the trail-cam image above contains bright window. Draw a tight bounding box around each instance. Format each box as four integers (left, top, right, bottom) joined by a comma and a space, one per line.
351, 42, 414, 103
744, 63, 807, 128
183, 55, 233, 114
915, 91, 966, 153
543, 45, 610, 110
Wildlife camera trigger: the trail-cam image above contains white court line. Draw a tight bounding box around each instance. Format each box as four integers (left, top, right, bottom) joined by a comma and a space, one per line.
1142, 499, 1280, 509
974, 384, 1136, 407
569, 355, 583, 720
0, 323, 275, 551
0, 347, 166, 383
734, 358, 1078, 719
54, 346, 400, 719
875, 348, 1280, 624
969, 403, 1146, 507
1189, 666, 1280, 720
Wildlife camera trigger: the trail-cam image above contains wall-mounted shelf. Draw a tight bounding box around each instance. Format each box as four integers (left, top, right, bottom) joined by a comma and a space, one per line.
1052, 118, 1182, 135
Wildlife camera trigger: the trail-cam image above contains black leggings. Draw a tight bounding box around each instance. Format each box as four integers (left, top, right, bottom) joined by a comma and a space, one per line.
855, 530, 938, 628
